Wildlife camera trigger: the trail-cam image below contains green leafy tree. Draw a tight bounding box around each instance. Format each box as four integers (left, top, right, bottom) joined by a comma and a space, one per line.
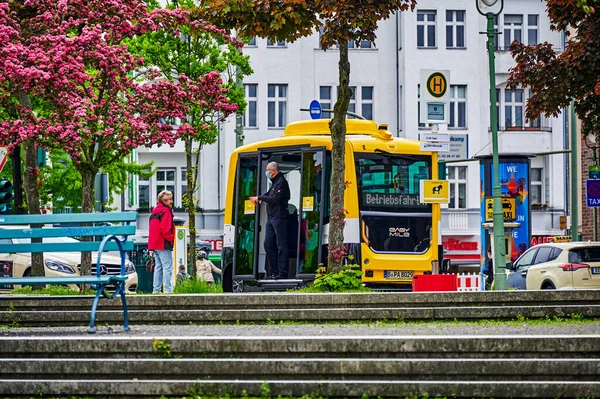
39, 151, 154, 212
128, 0, 252, 275
202, 0, 416, 271
508, 0, 600, 138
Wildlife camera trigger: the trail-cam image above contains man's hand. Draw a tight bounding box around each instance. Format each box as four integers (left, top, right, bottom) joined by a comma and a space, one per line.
249, 196, 260, 204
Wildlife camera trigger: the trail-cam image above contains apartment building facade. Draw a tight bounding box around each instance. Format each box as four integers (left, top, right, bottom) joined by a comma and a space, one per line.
126, 0, 570, 262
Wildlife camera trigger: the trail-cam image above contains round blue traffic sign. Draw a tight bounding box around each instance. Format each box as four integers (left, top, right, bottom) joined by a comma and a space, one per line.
309, 100, 322, 120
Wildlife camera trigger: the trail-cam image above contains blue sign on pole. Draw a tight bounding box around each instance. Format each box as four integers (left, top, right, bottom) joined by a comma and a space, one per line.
309, 100, 322, 120
587, 179, 600, 207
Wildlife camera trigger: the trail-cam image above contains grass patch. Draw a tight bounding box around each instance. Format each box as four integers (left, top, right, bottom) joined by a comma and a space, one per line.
8, 286, 84, 296
173, 278, 223, 294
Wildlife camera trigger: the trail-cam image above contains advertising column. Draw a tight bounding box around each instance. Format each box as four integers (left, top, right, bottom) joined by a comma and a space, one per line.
479, 155, 531, 265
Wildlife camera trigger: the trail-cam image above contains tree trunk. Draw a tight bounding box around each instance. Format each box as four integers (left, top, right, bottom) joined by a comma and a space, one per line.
327, 42, 351, 273
23, 139, 44, 279
185, 137, 197, 278
79, 168, 96, 277
11, 145, 25, 214
18, 90, 44, 281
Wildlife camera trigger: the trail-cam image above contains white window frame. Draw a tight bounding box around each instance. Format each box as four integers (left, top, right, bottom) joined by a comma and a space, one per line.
504, 88, 524, 128
449, 85, 467, 129
243, 84, 258, 128
417, 84, 431, 129
138, 170, 150, 209
333, 85, 374, 119
448, 165, 467, 209
530, 167, 544, 205
267, 38, 286, 47
527, 14, 539, 45
503, 14, 523, 50
319, 85, 333, 117
156, 168, 176, 206
267, 84, 287, 128
417, 10, 437, 48
446, 10, 466, 49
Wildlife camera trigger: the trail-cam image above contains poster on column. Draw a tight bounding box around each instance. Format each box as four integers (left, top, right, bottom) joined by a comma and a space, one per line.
173, 226, 188, 286
494, 162, 530, 262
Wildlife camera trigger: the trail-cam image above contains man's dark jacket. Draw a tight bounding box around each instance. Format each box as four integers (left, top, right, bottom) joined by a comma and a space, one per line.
258, 172, 290, 219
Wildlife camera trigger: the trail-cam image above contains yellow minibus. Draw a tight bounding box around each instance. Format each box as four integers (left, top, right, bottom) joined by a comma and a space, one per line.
221, 119, 443, 292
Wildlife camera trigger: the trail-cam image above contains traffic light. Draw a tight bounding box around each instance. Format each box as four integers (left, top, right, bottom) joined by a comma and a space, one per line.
0, 179, 13, 213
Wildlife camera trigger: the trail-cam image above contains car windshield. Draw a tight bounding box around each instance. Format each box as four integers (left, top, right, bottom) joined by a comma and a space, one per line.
15, 236, 81, 244
568, 247, 600, 263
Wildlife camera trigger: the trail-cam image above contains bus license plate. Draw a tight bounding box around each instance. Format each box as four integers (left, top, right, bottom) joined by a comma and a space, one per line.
592, 268, 600, 274
384, 270, 413, 279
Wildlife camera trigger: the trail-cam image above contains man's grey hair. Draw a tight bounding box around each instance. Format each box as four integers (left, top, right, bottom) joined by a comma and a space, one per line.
157, 190, 173, 203
267, 161, 280, 172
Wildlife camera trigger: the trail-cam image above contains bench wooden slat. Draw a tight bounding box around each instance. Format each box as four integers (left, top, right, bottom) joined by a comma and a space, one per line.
0, 212, 137, 225
0, 241, 134, 254
0, 225, 136, 240
0, 276, 127, 285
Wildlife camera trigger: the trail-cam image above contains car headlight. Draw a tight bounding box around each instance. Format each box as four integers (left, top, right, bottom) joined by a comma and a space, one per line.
125, 260, 136, 275
45, 260, 76, 274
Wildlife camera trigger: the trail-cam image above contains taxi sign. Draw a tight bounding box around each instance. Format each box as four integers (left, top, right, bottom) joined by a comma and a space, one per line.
485, 197, 516, 222
552, 236, 572, 243
420, 180, 449, 203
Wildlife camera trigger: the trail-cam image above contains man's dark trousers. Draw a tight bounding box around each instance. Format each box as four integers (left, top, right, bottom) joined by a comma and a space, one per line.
264, 218, 288, 278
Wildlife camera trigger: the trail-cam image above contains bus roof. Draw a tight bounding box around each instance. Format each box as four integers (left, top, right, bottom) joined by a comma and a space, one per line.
234, 119, 430, 155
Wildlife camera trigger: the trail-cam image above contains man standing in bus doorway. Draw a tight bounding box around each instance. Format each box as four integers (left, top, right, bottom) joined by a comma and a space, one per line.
250, 161, 291, 279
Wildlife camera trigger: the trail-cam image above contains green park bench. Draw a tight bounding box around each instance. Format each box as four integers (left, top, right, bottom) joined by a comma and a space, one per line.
0, 212, 137, 333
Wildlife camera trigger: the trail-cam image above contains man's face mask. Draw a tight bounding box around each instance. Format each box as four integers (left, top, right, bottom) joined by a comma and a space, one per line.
265, 170, 271, 179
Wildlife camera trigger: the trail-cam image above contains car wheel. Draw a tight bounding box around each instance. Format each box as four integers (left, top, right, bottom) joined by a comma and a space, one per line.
541, 281, 556, 289
232, 279, 244, 293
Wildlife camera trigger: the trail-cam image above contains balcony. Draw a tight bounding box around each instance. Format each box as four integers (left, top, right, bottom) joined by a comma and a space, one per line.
442, 209, 481, 235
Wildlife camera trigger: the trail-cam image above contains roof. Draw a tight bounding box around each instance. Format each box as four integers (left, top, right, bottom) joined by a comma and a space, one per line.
233, 119, 427, 155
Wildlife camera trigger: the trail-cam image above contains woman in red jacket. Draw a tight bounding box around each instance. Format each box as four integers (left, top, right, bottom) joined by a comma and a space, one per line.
149, 190, 175, 293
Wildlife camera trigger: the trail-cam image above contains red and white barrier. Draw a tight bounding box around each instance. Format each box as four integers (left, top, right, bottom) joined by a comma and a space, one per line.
457, 273, 482, 292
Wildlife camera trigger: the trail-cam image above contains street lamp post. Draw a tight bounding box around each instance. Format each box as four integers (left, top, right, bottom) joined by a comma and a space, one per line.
477, 0, 507, 290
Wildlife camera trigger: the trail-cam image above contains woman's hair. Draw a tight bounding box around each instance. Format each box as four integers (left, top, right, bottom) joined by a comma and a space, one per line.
157, 190, 173, 203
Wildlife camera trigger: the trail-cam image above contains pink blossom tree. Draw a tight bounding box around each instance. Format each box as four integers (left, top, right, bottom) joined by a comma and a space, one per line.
0, 0, 233, 275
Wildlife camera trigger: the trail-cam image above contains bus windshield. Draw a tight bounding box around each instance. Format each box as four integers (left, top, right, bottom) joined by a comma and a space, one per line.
355, 152, 431, 212
355, 152, 433, 254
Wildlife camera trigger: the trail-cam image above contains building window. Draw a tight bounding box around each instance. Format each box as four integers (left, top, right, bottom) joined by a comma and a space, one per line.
243, 84, 257, 128
268, 84, 287, 128
448, 166, 467, 209
361, 86, 374, 120
527, 15, 539, 45
348, 39, 374, 49
449, 85, 467, 129
247, 36, 257, 46
417, 10, 436, 48
417, 84, 430, 129
181, 169, 188, 199
503, 15, 523, 50
446, 10, 465, 49
504, 89, 524, 128
138, 171, 150, 209
156, 168, 176, 203
531, 167, 543, 204
267, 38, 286, 47
320, 86, 332, 117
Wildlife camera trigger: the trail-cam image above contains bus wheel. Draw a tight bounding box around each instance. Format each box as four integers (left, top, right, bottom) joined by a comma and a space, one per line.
222, 264, 233, 293
233, 279, 244, 293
